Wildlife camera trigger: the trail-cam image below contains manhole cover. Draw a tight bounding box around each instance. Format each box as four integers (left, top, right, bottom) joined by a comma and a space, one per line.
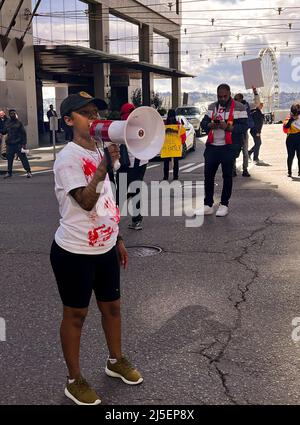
126, 245, 162, 257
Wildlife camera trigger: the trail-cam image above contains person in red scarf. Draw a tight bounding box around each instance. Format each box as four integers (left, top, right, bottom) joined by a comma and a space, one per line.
194, 84, 248, 217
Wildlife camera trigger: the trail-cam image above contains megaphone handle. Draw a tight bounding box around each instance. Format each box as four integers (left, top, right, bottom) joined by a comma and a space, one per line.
114, 160, 121, 171
104, 146, 113, 174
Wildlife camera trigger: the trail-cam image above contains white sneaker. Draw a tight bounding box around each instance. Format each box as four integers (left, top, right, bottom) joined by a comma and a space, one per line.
194, 205, 214, 216
204, 205, 214, 215
216, 204, 229, 217
255, 159, 264, 165
193, 208, 203, 216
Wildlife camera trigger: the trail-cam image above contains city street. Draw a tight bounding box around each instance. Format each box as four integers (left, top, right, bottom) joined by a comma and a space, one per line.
1, 124, 300, 405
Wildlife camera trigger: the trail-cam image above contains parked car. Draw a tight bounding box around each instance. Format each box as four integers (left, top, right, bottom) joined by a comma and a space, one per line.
176, 115, 196, 158
175, 106, 204, 137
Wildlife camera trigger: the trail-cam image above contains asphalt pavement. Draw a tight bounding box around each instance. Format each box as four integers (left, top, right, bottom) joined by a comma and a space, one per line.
1, 124, 300, 405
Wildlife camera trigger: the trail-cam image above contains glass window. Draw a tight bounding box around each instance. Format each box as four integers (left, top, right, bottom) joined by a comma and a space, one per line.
32, 0, 89, 47
42, 86, 56, 121
32, 0, 52, 44
74, 0, 89, 47
153, 33, 169, 68
153, 78, 171, 109
50, 0, 65, 44
109, 14, 139, 61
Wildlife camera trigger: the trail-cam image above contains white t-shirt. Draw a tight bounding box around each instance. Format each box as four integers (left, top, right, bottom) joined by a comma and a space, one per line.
53, 142, 120, 255
212, 105, 226, 146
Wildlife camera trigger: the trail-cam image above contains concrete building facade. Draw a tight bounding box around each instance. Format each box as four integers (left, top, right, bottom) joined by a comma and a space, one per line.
1, 0, 191, 148
0, 0, 38, 148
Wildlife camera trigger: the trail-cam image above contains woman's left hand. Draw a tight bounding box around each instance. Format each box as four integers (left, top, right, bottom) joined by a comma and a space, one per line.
117, 240, 128, 270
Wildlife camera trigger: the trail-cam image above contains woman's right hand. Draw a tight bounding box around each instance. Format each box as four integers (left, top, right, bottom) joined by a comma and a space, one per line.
99, 144, 120, 171
107, 144, 120, 167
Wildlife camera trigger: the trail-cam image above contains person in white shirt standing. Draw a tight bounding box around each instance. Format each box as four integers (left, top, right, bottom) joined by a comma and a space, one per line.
50, 92, 143, 406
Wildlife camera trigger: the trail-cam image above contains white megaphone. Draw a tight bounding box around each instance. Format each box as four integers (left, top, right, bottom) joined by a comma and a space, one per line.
89, 106, 165, 170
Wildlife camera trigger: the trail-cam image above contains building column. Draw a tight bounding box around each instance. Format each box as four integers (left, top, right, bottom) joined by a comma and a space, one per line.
169, 38, 181, 108
23, 44, 39, 148
139, 24, 153, 63
35, 78, 45, 135
142, 72, 153, 106
139, 24, 154, 106
171, 77, 180, 108
89, 2, 110, 102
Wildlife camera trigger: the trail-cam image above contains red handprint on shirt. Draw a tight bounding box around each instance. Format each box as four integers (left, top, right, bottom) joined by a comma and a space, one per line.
82, 158, 97, 184
88, 224, 116, 246
104, 197, 120, 223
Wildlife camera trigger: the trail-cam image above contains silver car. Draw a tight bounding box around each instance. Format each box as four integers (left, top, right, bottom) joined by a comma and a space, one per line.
175, 106, 203, 137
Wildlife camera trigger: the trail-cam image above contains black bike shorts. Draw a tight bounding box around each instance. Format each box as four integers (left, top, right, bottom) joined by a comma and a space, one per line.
50, 240, 120, 309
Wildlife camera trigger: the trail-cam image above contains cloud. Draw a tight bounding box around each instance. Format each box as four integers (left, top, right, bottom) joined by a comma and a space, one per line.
167, 0, 300, 93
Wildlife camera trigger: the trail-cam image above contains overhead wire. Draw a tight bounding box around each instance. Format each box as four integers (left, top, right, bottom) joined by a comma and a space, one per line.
34, 8, 300, 42
31, 2, 300, 62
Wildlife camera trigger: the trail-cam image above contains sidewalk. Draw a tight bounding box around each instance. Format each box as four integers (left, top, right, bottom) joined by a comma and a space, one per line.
0, 141, 66, 176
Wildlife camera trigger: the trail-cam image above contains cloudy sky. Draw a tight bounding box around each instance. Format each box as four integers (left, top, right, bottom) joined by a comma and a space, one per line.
33, 0, 300, 95
178, 0, 300, 93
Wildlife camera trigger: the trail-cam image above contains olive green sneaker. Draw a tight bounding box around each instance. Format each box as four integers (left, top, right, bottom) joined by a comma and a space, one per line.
64, 376, 101, 405
105, 356, 143, 385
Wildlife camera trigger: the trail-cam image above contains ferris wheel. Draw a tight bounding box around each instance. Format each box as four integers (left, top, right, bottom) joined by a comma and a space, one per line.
259, 48, 280, 112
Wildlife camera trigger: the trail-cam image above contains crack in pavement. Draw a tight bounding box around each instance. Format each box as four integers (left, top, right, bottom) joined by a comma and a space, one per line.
196, 215, 276, 405
163, 249, 227, 255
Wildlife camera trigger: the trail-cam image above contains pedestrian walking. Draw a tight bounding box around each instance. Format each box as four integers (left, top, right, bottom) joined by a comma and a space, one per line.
283, 103, 300, 177
233, 93, 253, 177
47, 104, 58, 145
248, 88, 264, 164
194, 84, 248, 217
2, 109, 32, 179
50, 92, 142, 406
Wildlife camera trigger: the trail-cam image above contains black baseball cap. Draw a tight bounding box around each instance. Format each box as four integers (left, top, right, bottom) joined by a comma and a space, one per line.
60, 91, 108, 117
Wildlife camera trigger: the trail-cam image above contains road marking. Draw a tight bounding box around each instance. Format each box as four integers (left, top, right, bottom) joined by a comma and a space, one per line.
30, 146, 64, 152
21, 169, 53, 176
169, 163, 195, 173
178, 162, 195, 171
147, 164, 160, 170
182, 163, 204, 173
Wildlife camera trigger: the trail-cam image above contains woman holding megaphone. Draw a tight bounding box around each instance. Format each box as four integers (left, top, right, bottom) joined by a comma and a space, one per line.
50, 92, 143, 406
